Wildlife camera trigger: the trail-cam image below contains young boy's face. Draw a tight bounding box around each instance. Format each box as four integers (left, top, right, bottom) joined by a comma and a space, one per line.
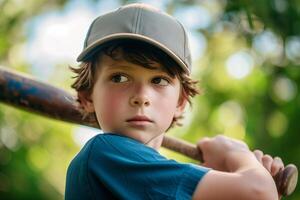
83, 54, 186, 143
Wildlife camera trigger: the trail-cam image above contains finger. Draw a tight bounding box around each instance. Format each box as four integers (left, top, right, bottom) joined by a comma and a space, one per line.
197, 137, 210, 162
262, 154, 273, 172
197, 137, 210, 149
253, 150, 263, 163
271, 157, 284, 176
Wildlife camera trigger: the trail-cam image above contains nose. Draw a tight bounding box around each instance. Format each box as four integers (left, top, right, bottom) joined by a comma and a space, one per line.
130, 96, 150, 107
129, 84, 150, 107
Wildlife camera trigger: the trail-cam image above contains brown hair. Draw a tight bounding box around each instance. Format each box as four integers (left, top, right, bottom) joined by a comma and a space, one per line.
70, 39, 200, 128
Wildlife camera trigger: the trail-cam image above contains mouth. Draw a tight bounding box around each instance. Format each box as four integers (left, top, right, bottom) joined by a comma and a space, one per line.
126, 116, 153, 123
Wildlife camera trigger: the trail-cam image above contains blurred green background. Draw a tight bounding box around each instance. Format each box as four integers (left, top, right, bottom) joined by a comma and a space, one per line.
0, 0, 299, 199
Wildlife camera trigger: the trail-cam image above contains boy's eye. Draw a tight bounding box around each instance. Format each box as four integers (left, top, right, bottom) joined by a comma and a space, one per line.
152, 77, 170, 86
111, 74, 128, 83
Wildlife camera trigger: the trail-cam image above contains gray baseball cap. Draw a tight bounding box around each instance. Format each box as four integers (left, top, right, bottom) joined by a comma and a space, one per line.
77, 3, 192, 74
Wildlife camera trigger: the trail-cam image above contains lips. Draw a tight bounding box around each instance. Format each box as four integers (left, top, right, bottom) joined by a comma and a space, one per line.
126, 116, 153, 123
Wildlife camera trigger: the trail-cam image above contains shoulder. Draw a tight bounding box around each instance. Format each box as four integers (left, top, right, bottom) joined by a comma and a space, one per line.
90, 133, 159, 158
89, 133, 210, 180
85, 133, 167, 168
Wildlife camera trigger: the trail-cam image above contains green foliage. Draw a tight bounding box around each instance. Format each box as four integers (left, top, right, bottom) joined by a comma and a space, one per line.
0, 0, 299, 199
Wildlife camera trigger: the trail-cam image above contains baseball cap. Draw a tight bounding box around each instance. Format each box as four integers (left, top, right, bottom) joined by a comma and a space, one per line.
77, 3, 192, 74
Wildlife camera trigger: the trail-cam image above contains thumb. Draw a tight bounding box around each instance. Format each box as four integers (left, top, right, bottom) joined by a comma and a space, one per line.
196, 137, 210, 162
197, 137, 210, 150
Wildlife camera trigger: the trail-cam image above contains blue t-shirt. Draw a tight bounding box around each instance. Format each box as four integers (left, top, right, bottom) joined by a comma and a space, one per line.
65, 133, 209, 200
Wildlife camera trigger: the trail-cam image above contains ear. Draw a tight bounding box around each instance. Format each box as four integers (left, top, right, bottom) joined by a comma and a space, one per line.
77, 91, 95, 113
174, 96, 187, 118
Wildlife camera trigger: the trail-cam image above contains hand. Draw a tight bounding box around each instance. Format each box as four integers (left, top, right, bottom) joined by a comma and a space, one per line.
253, 150, 284, 200
197, 135, 252, 171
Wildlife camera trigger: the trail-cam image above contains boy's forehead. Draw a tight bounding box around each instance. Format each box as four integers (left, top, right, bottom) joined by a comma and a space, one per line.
111, 65, 164, 73
102, 57, 166, 72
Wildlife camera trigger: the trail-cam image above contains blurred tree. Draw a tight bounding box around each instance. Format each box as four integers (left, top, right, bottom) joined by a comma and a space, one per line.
0, 0, 299, 199
0, 0, 76, 199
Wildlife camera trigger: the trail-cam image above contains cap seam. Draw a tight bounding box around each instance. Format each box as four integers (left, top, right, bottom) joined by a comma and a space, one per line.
139, 8, 144, 35
133, 7, 139, 34
84, 17, 99, 48
136, 7, 142, 34
176, 19, 186, 61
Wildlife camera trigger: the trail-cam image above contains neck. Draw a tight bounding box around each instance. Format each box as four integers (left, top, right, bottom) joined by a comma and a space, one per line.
144, 133, 164, 150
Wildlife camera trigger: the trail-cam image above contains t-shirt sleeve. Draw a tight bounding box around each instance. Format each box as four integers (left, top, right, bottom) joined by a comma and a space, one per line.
175, 164, 208, 199
87, 135, 209, 200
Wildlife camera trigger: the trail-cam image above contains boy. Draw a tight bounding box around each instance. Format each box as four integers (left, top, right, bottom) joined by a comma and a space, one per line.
65, 3, 283, 200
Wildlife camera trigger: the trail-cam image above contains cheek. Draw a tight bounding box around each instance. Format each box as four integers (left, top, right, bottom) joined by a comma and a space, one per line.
156, 99, 177, 117
94, 89, 127, 126
153, 89, 181, 125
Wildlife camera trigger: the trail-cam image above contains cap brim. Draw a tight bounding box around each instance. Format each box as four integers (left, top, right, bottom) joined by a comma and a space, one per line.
76, 33, 190, 74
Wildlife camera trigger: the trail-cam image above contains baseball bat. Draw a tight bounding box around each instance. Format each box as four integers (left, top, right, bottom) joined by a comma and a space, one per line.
0, 66, 298, 196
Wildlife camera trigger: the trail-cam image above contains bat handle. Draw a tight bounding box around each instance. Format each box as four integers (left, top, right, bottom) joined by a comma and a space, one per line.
162, 135, 298, 197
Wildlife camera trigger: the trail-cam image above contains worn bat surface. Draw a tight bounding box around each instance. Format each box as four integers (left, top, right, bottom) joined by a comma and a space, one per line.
0, 66, 298, 196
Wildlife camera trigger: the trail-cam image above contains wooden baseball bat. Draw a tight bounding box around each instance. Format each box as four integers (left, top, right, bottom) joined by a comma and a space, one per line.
0, 66, 298, 196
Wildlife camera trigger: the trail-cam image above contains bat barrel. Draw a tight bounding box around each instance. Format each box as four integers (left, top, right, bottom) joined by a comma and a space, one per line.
0, 67, 97, 126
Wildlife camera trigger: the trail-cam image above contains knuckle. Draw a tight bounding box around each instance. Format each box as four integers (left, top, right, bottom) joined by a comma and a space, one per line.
253, 150, 263, 161
274, 156, 283, 162
271, 161, 284, 175
254, 150, 263, 155
272, 162, 281, 169
271, 165, 279, 175
274, 157, 284, 167
198, 137, 210, 147
262, 154, 272, 162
